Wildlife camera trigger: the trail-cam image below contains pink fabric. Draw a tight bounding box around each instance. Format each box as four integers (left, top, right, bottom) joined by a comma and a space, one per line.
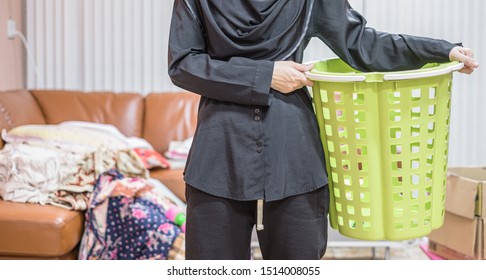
420, 243, 445, 260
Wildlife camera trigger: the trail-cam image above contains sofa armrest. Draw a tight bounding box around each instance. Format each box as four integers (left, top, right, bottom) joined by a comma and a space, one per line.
0, 90, 46, 149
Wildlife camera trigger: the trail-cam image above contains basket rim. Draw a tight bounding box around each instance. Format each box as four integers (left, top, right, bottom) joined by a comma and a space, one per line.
305, 58, 463, 82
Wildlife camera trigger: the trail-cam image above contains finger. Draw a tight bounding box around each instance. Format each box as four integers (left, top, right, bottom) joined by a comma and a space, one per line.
461, 48, 474, 58
303, 63, 314, 72
293, 63, 314, 72
462, 57, 480, 69
296, 72, 312, 86
459, 67, 474, 75
467, 60, 480, 69
302, 79, 314, 87
454, 52, 479, 69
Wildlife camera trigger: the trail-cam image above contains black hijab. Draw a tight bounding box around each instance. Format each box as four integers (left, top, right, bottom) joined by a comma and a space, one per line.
195, 0, 314, 60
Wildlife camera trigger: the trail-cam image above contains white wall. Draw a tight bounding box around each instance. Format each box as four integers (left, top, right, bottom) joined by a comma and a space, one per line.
25, 0, 362, 94
26, 0, 485, 166
26, 0, 178, 93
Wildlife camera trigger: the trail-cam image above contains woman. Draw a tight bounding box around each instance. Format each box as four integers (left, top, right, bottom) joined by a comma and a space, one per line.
168, 0, 478, 260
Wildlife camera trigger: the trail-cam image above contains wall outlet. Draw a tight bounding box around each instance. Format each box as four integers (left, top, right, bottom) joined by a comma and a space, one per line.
7, 19, 16, 39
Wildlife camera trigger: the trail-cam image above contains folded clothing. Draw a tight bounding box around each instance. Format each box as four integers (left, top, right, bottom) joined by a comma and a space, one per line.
164, 137, 193, 161
133, 148, 171, 170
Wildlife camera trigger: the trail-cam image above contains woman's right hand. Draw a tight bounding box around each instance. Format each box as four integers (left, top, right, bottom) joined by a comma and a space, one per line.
271, 61, 314, 94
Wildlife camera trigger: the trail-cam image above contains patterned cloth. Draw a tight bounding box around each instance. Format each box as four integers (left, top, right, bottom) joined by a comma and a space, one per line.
79, 169, 185, 260
51, 147, 148, 210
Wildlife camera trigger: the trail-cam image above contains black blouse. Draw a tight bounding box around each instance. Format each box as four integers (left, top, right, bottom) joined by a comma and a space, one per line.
168, 0, 455, 202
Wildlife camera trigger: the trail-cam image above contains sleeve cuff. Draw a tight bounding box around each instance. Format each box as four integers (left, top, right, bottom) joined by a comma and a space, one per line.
251, 60, 274, 106
434, 40, 458, 62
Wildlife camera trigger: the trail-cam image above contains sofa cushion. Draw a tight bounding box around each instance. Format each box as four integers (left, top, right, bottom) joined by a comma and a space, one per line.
144, 92, 199, 154
0, 200, 84, 258
31, 90, 144, 138
0, 90, 46, 149
150, 169, 186, 203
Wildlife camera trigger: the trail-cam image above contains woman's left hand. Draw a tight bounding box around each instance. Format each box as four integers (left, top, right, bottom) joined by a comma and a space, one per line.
449, 46, 479, 74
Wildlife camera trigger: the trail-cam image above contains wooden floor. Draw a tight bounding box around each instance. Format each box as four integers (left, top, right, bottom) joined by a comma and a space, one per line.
251, 227, 431, 260
252, 243, 429, 260
323, 243, 429, 260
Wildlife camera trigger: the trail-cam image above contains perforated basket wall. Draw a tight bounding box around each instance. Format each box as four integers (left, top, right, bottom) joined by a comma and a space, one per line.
308, 59, 459, 240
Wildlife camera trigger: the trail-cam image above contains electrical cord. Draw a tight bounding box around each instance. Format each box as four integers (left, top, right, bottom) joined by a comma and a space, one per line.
8, 0, 13, 17
13, 30, 45, 87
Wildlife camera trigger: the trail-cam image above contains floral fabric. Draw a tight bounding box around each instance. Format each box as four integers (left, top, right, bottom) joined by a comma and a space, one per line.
79, 169, 185, 260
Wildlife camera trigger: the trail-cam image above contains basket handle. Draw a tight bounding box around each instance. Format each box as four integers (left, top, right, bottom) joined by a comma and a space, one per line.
305, 71, 366, 82
304, 59, 367, 82
305, 61, 464, 82
383, 63, 464, 81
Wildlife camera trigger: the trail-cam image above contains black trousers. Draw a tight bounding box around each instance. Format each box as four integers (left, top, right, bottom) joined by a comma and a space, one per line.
185, 184, 329, 260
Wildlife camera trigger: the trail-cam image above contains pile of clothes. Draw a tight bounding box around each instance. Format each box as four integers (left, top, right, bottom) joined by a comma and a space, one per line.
0, 121, 185, 260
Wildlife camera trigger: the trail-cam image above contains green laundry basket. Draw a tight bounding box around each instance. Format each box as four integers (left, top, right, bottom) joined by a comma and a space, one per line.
306, 58, 463, 241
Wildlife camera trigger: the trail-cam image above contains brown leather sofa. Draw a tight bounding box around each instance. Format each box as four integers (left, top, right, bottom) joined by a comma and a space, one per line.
0, 89, 199, 259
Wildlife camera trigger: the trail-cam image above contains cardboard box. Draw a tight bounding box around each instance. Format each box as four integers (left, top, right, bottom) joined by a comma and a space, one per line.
428, 167, 486, 260
429, 238, 477, 260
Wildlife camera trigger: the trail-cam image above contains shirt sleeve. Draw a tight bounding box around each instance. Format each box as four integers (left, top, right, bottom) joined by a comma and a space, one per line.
168, 0, 274, 106
310, 0, 457, 72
